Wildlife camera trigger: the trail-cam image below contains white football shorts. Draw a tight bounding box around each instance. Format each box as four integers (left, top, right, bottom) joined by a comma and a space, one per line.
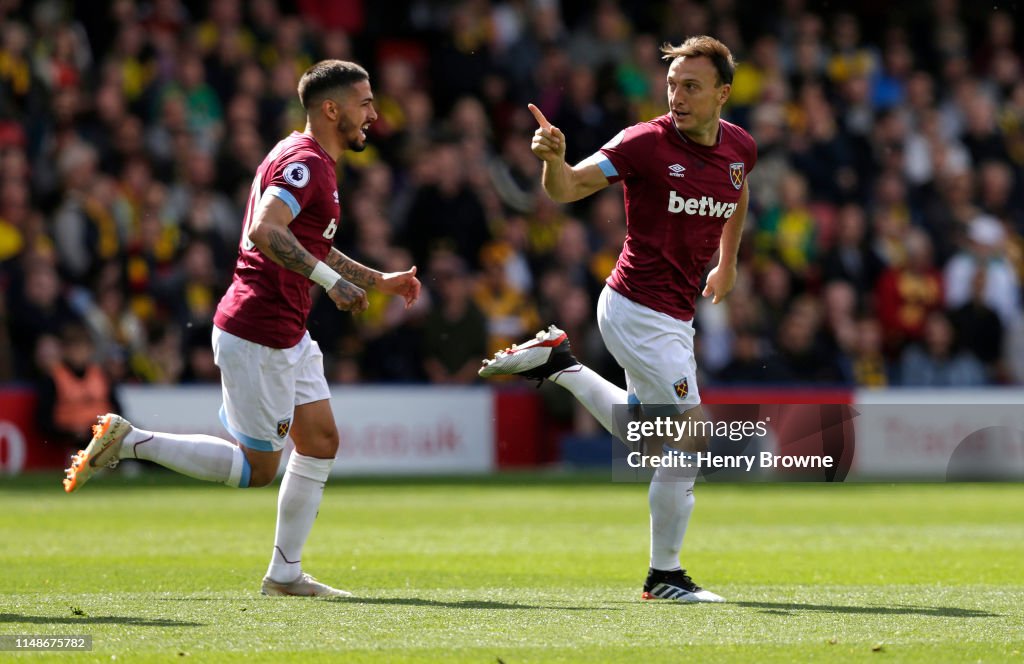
597, 285, 701, 411
212, 327, 331, 452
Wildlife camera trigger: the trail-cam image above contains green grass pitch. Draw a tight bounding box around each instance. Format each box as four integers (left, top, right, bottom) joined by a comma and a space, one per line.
1, 473, 1022, 662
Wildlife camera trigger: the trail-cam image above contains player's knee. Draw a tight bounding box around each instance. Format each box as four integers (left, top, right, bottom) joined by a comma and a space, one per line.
247, 464, 279, 488
298, 427, 339, 458
319, 427, 340, 457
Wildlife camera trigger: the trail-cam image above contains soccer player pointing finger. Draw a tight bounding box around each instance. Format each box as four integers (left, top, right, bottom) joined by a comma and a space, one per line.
482, 36, 755, 603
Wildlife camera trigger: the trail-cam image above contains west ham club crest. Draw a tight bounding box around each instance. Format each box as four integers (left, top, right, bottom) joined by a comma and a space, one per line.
729, 162, 745, 190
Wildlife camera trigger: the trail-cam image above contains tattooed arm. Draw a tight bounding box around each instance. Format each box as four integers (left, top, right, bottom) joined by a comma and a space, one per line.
247, 195, 368, 312
247, 196, 319, 277
327, 248, 421, 308
325, 248, 381, 288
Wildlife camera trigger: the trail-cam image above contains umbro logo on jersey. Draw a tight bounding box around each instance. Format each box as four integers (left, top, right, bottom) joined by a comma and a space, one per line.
667, 191, 737, 218
668, 163, 686, 178
333, 190, 339, 204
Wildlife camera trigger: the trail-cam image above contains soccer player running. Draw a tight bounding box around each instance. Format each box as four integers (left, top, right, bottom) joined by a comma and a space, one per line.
63, 60, 421, 597
480, 36, 754, 603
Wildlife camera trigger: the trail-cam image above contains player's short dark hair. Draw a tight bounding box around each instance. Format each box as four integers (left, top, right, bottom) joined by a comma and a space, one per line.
661, 36, 736, 87
297, 60, 369, 109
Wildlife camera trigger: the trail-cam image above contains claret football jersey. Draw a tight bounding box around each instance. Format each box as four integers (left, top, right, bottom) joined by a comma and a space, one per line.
597, 115, 757, 321
215, 132, 341, 348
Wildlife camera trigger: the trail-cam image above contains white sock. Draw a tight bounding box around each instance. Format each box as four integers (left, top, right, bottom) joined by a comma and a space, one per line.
550, 364, 627, 434
648, 456, 697, 571
266, 453, 334, 583
122, 428, 251, 488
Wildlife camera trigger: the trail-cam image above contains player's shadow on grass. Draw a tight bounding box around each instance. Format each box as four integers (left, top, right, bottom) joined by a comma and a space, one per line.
0, 613, 203, 627
733, 602, 1000, 618
341, 598, 621, 611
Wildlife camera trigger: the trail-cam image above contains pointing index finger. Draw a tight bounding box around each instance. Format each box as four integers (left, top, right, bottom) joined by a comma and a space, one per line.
528, 103, 551, 130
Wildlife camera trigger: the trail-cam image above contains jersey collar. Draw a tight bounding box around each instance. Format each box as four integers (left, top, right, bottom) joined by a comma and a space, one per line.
296, 131, 337, 165
669, 117, 723, 148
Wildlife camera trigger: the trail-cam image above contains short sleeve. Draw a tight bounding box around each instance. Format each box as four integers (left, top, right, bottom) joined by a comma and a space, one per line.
266, 153, 323, 218
747, 134, 758, 174
598, 123, 658, 184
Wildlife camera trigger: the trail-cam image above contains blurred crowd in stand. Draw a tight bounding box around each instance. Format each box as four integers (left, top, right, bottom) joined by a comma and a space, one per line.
2, 0, 1023, 428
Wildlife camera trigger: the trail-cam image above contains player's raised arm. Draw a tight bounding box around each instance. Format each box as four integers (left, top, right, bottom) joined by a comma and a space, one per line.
247, 195, 368, 313
528, 103, 610, 203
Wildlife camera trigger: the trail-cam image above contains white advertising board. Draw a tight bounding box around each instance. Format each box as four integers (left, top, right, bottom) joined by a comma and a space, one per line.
850, 389, 1024, 480
121, 386, 495, 476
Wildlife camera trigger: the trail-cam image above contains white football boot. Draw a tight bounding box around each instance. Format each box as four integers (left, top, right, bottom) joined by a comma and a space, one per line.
261, 573, 352, 598
479, 325, 578, 381
63, 413, 132, 493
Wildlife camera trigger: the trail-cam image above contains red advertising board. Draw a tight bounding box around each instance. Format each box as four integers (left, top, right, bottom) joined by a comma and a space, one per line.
0, 387, 71, 475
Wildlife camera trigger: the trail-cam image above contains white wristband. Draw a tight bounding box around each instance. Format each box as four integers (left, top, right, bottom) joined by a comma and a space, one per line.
310, 261, 343, 290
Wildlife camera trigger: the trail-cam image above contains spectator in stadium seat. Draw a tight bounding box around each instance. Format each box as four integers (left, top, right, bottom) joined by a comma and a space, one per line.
73, 260, 144, 381
976, 160, 1024, 230
871, 35, 914, 110
875, 227, 944, 356
846, 316, 890, 387
584, 189, 627, 296
753, 258, 794, 336
869, 168, 914, 253
52, 143, 122, 283
551, 65, 623, 165
746, 102, 788, 212
944, 215, 1020, 326
820, 202, 885, 304
421, 252, 487, 384
821, 279, 858, 359
402, 142, 492, 270
165, 149, 238, 250
35, 322, 121, 449
960, 95, 1011, 165
949, 269, 1005, 381
775, 295, 843, 383
755, 171, 819, 283
474, 241, 540, 359
552, 218, 602, 298
903, 108, 972, 191
131, 321, 183, 384
0, 178, 28, 262
717, 326, 791, 385
920, 170, 979, 264
566, 0, 630, 70
7, 260, 80, 380
999, 81, 1024, 167
0, 21, 33, 119
790, 84, 858, 203
356, 247, 427, 383
897, 310, 987, 387
827, 13, 876, 88
160, 239, 223, 330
